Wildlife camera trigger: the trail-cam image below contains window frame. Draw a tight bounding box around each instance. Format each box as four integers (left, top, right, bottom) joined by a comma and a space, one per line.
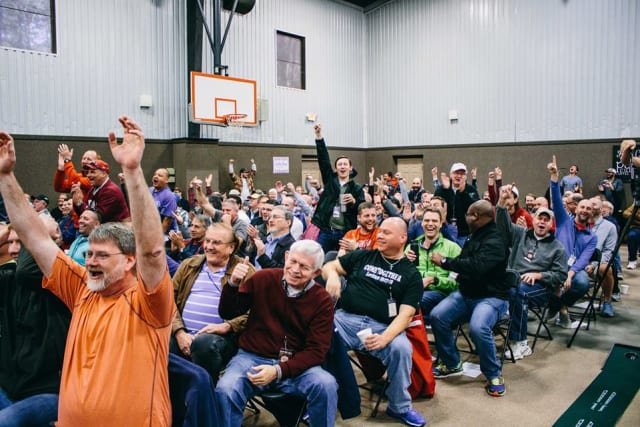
0, 0, 57, 54
275, 30, 306, 90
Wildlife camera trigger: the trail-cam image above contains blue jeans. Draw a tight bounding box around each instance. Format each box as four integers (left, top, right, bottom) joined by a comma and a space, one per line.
549, 270, 590, 311
333, 309, 413, 413
215, 349, 337, 427
420, 290, 446, 324
508, 282, 549, 341
0, 388, 58, 427
628, 228, 640, 261
431, 291, 508, 380
317, 228, 346, 253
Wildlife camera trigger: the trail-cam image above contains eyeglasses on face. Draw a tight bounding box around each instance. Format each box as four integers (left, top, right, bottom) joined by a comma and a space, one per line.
204, 239, 234, 246
85, 251, 124, 262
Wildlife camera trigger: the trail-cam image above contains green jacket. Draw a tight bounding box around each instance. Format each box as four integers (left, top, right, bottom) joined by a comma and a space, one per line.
407, 234, 461, 296
172, 254, 255, 335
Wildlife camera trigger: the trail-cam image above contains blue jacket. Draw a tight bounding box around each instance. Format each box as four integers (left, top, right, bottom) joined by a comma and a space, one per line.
550, 180, 597, 273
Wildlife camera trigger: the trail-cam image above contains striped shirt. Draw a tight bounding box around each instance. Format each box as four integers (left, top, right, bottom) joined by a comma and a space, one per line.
181, 264, 225, 334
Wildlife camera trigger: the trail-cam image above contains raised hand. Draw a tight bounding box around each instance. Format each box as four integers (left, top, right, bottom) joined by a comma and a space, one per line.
314, 124, 322, 139
0, 132, 17, 175
108, 116, 145, 171
440, 172, 451, 189
547, 155, 559, 182
205, 174, 213, 187
494, 167, 502, 180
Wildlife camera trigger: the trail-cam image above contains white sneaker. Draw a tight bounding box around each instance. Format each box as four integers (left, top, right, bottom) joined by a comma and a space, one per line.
627, 261, 637, 270
504, 340, 532, 360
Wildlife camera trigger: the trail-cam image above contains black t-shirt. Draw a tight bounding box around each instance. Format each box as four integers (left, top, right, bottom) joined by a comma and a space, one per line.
338, 250, 422, 324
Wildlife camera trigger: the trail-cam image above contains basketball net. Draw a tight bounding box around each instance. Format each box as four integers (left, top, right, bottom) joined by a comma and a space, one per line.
224, 114, 247, 140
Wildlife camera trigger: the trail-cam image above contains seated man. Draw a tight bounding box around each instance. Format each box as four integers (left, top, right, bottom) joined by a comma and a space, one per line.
324, 217, 426, 427
337, 201, 379, 257
171, 222, 255, 384
547, 157, 597, 328
406, 207, 461, 322
253, 205, 296, 269
496, 186, 567, 360
67, 208, 102, 266
430, 200, 510, 397
0, 223, 71, 426
215, 240, 337, 427
587, 197, 617, 318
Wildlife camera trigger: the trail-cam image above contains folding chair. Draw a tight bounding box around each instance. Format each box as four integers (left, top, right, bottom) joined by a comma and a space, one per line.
249, 391, 308, 427
528, 297, 553, 351
567, 249, 603, 348
348, 351, 390, 417
494, 269, 521, 365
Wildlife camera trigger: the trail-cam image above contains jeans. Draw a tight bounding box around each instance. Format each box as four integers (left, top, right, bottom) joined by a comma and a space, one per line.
169, 333, 237, 385
549, 270, 590, 312
508, 282, 549, 341
420, 290, 446, 324
317, 228, 346, 254
0, 388, 58, 427
215, 349, 338, 427
628, 228, 640, 261
431, 291, 508, 380
333, 309, 413, 413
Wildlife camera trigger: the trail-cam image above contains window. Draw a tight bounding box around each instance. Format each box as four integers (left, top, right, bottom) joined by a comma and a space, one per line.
0, 0, 56, 53
276, 30, 305, 90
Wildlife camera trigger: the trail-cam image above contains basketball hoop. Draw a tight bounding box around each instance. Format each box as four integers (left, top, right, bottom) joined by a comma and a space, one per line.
223, 113, 247, 127
222, 113, 247, 140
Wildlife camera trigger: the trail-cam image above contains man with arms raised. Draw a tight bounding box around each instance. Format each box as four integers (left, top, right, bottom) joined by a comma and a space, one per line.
0, 116, 175, 425
324, 217, 426, 427
496, 186, 567, 360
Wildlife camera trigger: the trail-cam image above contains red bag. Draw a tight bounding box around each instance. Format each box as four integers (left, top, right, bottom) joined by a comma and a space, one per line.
406, 311, 436, 398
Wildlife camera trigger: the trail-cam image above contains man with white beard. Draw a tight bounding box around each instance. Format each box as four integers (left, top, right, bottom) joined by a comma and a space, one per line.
0, 116, 174, 426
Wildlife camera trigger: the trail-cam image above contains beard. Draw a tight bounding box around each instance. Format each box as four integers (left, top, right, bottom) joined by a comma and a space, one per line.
87, 268, 124, 293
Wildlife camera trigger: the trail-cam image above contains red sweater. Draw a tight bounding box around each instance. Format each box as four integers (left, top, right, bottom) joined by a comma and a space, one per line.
219, 268, 334, 379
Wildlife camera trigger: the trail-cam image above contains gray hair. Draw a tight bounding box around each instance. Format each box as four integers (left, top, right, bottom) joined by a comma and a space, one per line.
193, 214, 212, 228
289, 240, 324, 271
89, 223, 136, 255
272, 205, 293, 225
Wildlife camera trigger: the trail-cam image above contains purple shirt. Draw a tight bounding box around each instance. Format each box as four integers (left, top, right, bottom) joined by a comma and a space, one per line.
150, 186, 177, 234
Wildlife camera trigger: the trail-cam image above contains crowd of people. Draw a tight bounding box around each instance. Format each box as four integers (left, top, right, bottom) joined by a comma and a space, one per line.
0, 118, 636, 427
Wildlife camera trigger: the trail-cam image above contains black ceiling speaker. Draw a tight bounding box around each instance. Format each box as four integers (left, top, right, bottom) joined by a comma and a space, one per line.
222, 0, 256, 15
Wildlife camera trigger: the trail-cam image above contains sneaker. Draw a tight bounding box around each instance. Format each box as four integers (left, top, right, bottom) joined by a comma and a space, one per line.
385, 407, 427, 427
432, 361, 463, 378
600, 301, 615, 318
617, 271, 624, 280
504, 340, 532, 360
611, 292, 622, 302
546, 308, 559, 321
556, 313, 573, 328
486, 376, 506, 397
627, 261, 637, 270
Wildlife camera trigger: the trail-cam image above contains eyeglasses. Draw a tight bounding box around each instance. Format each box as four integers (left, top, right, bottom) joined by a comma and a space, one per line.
85, 251, 124, 262
204, 239, 234, 246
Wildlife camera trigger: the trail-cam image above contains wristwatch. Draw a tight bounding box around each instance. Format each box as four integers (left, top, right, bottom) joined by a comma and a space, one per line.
64, 158, 71, 164
441, 257, 448, 267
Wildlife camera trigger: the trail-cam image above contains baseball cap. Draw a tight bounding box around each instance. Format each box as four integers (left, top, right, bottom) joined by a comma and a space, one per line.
535, 208, 554, 219
250, 193, 261, 199
228, 189, 241, 196
510, 186, 519, 199
606, 168, 616, 174
83, 160, 110, 174
450, 162, 467, 174
34, 194, 49, 204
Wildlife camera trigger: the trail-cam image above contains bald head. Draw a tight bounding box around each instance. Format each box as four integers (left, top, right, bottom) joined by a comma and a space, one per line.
466, 200, 494, 233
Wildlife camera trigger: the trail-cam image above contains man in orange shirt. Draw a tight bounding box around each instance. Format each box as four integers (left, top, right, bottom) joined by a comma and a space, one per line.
0, 116, 175, 426
337, 202, 379, 257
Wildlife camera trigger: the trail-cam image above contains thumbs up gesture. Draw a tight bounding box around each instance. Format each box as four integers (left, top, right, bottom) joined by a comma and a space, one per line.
230, 256, 252, 286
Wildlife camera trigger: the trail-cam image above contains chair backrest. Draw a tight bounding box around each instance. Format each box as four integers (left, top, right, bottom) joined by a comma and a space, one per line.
590, 248, 602, 264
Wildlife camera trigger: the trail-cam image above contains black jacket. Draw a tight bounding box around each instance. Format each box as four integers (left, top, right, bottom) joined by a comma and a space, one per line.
0, 249, 71, 400
311, 138, 364, 231
256, 233, 296, 269
435, 183, 480, 238
443, 221, 510, 300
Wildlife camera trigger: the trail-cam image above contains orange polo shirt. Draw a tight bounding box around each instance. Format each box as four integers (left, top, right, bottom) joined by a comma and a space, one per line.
43, 251, 174, 427
342, 226, 379, 250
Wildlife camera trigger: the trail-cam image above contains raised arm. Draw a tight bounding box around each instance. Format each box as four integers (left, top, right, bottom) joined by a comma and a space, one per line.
108, 116, 166, 290
0, 132, 59, 276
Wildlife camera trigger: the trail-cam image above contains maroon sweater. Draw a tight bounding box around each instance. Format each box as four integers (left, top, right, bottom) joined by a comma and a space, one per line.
219, 268, 334, 379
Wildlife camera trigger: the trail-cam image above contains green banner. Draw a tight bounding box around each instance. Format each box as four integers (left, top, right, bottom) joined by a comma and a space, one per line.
554, 344, 640, 427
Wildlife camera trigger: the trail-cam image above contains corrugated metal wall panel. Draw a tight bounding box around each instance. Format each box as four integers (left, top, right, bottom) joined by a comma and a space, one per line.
198, 0, 366, 147
365, 0, 640, 148
0, 0, 186, 139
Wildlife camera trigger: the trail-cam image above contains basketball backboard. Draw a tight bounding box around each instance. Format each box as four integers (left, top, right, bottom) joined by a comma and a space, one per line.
190, 71, 257, 126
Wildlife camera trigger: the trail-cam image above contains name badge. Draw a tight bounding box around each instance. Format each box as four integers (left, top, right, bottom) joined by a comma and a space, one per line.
387, 298, 397, 317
